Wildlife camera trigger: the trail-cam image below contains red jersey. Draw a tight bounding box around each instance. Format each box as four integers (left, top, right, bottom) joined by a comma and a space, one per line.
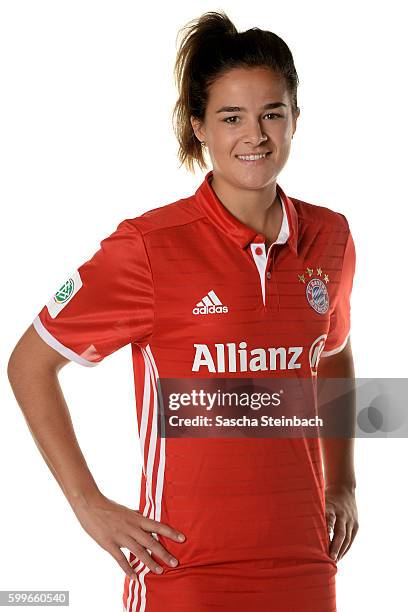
33, 170, 356, 612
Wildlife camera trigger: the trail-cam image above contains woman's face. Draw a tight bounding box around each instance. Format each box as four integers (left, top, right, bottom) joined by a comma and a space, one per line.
191, 66, 300, 190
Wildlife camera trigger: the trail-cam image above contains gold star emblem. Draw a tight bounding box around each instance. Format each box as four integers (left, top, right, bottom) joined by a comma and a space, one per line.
298, 274, 305, 283
324, 274, 329, 283
316, 267, 322, 276
306, 267, 313, 276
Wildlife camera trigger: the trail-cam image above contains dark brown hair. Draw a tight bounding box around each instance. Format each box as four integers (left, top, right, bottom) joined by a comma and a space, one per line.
172, 10, 300, 174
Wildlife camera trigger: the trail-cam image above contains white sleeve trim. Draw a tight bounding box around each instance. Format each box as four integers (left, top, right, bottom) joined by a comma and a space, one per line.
320, 332, 350, 358
32, 315, 98, 367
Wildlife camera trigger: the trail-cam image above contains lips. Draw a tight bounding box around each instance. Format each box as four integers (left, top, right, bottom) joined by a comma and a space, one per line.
236, 152, 271, 156
235, 152, 272, 163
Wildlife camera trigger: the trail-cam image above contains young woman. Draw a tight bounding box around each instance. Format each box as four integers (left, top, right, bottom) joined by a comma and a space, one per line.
8, 10, 358, 612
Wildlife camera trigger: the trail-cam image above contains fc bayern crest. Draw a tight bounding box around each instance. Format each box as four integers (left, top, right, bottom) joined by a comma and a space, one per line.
306, 278, 329, 314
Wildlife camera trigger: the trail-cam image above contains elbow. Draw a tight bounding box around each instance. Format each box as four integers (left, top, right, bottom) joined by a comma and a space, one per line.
7, 347, 25, 388
7, 324, 69, 386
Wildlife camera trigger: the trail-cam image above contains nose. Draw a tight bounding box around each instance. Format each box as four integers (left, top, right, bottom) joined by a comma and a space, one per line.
243, 120, 268, 146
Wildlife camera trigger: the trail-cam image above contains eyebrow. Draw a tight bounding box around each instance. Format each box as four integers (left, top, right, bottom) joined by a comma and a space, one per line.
215, 102, 287, 113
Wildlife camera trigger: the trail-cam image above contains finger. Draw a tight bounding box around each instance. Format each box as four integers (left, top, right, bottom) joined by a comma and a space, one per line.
337, 521, 353, 561
107, 543, 147, 580
131, 529, 180, 567
120, 540, 165, 575
135, 532, 180, 568
329, 520, 346, 561
340, 522, 359, 558
327, 520, 335, 539
138, 515, 186, 543
325, 511, 336, 534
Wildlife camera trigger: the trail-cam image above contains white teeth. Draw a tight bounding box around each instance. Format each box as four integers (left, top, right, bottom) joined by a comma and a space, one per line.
237, 153, 268, 161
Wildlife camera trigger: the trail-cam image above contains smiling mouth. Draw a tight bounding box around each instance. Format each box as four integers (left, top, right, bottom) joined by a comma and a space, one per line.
235, 152, 272, 161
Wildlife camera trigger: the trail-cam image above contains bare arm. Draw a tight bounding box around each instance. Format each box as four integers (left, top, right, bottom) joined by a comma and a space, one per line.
317, 337, 359, 562
7, 325, 186, 578
317, 337, 356, 490
7, 324, 101, 508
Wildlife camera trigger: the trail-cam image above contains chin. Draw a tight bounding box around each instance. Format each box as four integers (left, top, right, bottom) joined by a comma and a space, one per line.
231, 170, 276, 190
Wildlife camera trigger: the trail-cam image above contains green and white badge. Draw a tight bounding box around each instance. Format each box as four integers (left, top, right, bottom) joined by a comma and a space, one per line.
46, 269, 82, 318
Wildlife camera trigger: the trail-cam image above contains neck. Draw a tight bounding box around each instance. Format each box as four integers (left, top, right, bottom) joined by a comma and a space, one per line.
209, 171, 282, 241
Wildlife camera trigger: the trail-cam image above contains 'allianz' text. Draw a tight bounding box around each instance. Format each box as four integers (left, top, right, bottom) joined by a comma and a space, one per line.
192, 342, 303, 373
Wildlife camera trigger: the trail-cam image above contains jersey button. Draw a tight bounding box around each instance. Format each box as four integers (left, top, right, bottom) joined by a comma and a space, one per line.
266, 271, 271, 279
255, 246, 263, 255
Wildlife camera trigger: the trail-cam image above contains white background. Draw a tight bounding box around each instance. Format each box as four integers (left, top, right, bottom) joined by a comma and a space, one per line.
1, 1, 407, 610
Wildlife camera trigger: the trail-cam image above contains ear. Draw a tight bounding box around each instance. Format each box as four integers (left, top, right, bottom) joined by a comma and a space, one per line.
291, 107, 300, 139
190, 116, 206, 143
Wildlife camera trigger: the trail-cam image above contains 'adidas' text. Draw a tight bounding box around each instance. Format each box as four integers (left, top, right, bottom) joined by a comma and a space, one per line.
193, 290, 229, 315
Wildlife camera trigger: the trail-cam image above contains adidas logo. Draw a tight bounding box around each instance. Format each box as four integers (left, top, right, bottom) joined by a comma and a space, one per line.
193, 290, 229, 315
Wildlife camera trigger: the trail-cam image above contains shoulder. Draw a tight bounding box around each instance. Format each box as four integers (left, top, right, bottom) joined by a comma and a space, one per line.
116, 195, 205, 239
289, 195, 350, 233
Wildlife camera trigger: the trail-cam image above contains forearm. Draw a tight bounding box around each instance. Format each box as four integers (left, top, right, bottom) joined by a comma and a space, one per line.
317, 344, 357, 490
8, 361, 101, 509
320, 437, 356, 490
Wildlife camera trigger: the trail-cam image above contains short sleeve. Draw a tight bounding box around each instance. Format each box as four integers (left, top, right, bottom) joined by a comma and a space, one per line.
32, 219, 154, 366
321, 225, 356, 358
